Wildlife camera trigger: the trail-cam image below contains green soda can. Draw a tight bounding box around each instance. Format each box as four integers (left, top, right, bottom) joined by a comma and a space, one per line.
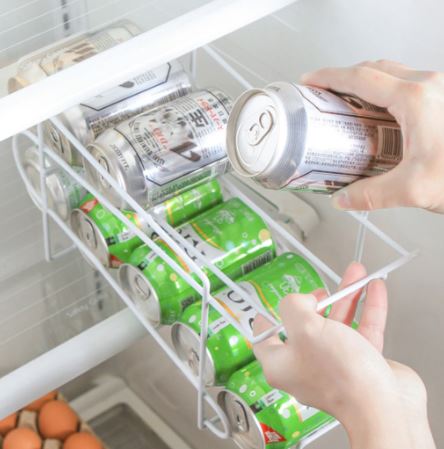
118, 197, 276, 326
218, 360, 333, 449
171, 252, 327, 385
71, 179, 224, 268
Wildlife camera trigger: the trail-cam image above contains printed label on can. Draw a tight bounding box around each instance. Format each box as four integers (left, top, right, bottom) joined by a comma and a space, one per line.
38, 26, 134, 76
240, 250, 274, 275
81, 65, 172, 111
116, 90, 230, 187
285, 85, 403, 192
258, 389, 283, 408
177, 221, 225, 262
260, 423, 286, 444
297, 85, 393, 120
81, 63, 190, 138
209, 282, 268, 336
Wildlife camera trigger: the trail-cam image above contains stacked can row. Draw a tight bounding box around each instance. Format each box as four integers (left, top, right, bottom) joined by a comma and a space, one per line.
75, 190, 334, 449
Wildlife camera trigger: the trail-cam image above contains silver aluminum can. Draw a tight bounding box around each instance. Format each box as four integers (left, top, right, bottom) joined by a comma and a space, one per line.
85, 89, 233, 209
44, 60, 193, 167
227, 82, 403, 194
8, 20, 142, 166
21, 147, 87, 221
8, 20, 140, 92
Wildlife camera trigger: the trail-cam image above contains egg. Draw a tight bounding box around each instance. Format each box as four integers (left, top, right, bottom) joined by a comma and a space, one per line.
0, 412, 17, 435
63, 432, 103, 449
3, 428, 42, 449
25, 391, 57, 411
38, 400, 79, 440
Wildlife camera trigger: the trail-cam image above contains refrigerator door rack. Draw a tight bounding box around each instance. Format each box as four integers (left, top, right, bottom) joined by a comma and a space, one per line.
10, 43, 416, 449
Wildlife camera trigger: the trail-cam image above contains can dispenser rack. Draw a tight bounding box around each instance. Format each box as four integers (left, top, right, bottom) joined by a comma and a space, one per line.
11, 46, 417, 448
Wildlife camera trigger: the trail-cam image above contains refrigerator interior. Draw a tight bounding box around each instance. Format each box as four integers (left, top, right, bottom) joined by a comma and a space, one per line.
0, 0, 443, 448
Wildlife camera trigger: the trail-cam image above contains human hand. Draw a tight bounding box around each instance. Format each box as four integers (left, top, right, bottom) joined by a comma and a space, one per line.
253, 262, 435, 449
301, 61, 444, 213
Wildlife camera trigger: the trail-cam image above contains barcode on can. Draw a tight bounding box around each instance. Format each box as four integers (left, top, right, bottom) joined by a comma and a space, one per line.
378, 126, 403, 160
241, 250, 274, 275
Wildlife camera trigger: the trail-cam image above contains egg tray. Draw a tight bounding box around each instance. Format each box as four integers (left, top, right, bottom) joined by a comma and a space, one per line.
0, 392, 107, 449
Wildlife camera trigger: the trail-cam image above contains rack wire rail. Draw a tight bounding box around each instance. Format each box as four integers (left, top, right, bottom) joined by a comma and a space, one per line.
10, 45, 417, 448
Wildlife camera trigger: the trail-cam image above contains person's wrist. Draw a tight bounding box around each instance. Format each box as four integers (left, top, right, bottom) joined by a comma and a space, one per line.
338, 390, 412, 449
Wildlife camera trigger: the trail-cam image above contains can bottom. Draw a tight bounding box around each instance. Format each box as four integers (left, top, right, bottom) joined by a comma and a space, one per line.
118, 264, 161, 326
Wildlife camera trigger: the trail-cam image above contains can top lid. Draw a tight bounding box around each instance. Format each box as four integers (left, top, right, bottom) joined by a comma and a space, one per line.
46, 171, 70, 221
118, 264, 161, 326
218, 390, 264, 449
70, 209, 111, 267
227, 89, 281, 178
85, 140, 146, 210
171, 322, 215, 386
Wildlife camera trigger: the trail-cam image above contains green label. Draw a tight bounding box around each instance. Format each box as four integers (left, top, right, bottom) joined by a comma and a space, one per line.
128, 197, 276, 324
227, 361, 333, 449
178, 252, 326, 384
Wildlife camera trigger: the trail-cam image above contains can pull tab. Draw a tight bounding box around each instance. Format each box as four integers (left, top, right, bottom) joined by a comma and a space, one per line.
247, 109, 274, 146
233, 400, 249, 433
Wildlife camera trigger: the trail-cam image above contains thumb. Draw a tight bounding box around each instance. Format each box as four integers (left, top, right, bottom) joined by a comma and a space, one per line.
332, 168, 408, 211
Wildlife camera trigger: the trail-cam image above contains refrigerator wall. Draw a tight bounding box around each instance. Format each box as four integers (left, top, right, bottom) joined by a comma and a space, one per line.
0, 1, 442, 448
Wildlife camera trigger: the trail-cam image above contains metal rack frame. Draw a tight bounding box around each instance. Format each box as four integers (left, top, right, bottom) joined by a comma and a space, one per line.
10, 45, 417, 447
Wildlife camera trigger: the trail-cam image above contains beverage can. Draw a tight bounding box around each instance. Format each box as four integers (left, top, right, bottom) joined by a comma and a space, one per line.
118, 197, 276, 326
21, 147, 86, 220
86, 89, 232, 208
218, 360, 333, 449
171, 252, 327, 385
70, 179, 224, 268
227, 82, 402, 193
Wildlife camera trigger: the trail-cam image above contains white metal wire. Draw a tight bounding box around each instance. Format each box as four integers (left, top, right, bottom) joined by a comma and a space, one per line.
9, 42, 418, 449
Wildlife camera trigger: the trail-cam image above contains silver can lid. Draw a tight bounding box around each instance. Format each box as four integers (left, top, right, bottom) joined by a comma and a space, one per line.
227, 82, 307, 189
118, 264, 161, 326
85, 136, 146, 210
170, 322, 216, 386
70, 209, 111, 267
46, 172, 72, 221
43, 121, 83, 166
227, 89, 282, 178
218, 390, 264, 449
22, 146, 51, 194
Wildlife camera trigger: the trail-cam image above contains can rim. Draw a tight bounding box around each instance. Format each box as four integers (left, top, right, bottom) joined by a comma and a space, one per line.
86, 141, 146, 209
118, 263, 161, 327
46, 171, 71, 221
217, 390, 265, 449
226, 88, 267, 178
70, 208, 111, 267
170, 322, 216, 386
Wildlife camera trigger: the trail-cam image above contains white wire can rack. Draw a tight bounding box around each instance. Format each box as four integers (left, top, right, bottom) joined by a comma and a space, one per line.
10, 46, 417, 448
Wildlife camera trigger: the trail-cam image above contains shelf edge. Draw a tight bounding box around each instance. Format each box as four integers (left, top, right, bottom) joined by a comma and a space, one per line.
0, 308, 145, 419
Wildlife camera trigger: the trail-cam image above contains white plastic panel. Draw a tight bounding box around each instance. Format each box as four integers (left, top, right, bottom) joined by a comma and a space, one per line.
0, 0, 298, 138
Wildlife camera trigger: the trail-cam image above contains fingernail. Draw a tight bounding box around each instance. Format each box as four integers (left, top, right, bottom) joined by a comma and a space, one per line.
332, 190, 351, 210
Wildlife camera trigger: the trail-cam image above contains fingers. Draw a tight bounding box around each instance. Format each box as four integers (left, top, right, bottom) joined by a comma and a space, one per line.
358, 279, 388, 353
357, 60, 414, 79
300, 65, 403, 108
311, 288, 328, 315
328, 262, 367, 325
278, 294, 323, 341
331, 166, 411, 211
252, 314, 284, 362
